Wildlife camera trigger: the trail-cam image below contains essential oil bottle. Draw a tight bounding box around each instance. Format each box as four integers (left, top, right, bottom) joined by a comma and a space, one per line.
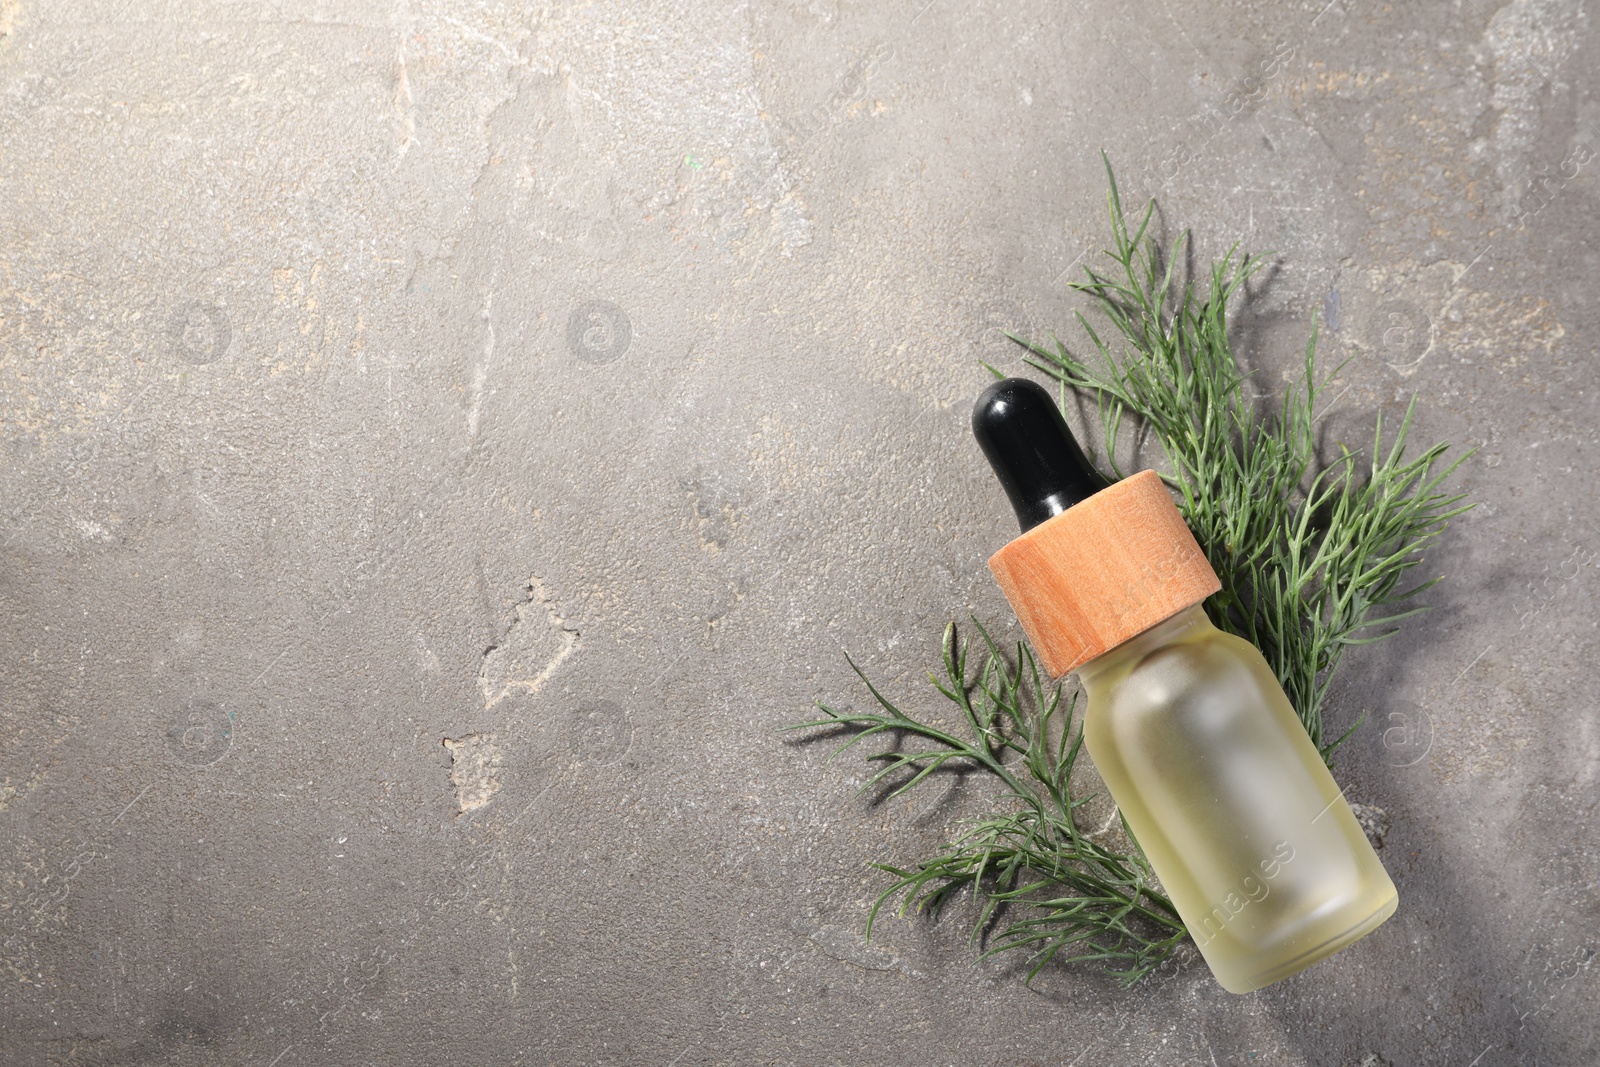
973, 377, 1397, 994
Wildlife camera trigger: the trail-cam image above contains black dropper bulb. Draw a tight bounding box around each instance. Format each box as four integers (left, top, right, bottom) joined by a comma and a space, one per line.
973, 378, 1111, 532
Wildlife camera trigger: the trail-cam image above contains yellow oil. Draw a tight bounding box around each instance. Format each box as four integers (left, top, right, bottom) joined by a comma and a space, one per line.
1078, 605, 1398, 993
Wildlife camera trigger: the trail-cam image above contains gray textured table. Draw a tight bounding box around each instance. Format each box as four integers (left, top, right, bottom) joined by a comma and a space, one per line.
2, 2, 1596, 1064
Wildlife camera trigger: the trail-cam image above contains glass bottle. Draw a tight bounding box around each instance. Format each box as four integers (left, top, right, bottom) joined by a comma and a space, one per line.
1077, 602, 1396, 991
973, 378, 1397, 993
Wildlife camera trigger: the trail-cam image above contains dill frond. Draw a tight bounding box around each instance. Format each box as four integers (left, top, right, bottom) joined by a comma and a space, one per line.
1013, 154, 1473, 758
789, 622, 1187, 986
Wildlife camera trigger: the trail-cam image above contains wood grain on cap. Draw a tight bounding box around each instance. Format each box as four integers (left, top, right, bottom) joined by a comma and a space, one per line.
987, 470, 1221, 677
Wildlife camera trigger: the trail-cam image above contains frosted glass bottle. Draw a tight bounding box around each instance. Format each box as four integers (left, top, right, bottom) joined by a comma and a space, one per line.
974, 377, 1398, 993
1077, 603, 1397, 992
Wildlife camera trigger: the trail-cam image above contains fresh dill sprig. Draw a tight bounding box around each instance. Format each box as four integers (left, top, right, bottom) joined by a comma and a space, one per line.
796, 159, 1472, 986
1011, 156, 1473, 759
789, 622, 1187, 985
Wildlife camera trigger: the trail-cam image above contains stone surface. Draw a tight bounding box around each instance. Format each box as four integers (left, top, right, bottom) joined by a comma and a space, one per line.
1349, 802, 1391, 850
1, 1, 1596, 1064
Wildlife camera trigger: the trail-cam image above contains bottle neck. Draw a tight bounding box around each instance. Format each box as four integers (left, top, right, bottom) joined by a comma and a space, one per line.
1075, 602, 1215, 686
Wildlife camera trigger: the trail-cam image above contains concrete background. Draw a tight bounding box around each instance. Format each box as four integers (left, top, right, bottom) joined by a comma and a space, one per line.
1, 1, 1596, 1064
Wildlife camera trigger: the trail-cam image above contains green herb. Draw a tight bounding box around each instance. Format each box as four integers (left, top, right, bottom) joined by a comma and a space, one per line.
794, 158, 1471, 984
790, 623, 1187, 985
1013, 155, 1473, 758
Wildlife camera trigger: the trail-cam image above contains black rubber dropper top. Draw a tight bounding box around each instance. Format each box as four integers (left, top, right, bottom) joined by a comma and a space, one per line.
972, 378, 1111, 532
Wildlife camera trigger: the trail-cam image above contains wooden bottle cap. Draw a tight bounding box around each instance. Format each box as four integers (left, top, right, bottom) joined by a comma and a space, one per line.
987, 469, 1220, 677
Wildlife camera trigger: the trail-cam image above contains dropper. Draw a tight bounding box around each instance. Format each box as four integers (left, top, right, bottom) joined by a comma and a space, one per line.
971, 377, 1110, 532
